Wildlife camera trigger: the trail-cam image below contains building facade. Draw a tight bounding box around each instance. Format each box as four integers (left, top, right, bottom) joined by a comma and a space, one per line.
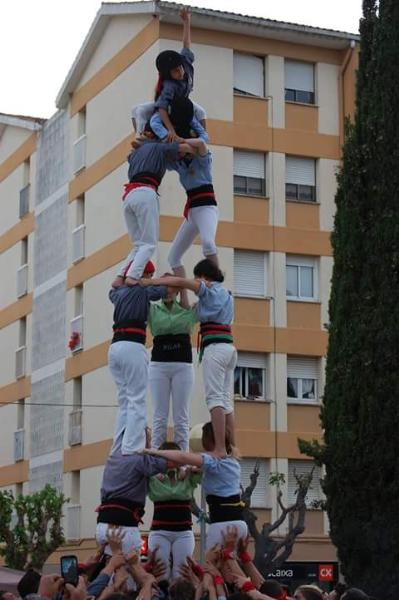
0, 1, 358, 565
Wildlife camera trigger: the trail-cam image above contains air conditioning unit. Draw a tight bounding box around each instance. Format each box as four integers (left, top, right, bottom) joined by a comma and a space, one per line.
15, 346, 26, 379
17, 264, 28, 298
70, 315, 83, 352
72, 225, 85, 264
19, 184, 30, 218
73, 135, 86, 174
14, 429, 25, 462
66, 504, 81, 541
68, 409, 83, 446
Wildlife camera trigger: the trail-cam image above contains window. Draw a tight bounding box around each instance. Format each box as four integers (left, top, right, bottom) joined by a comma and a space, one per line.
241, 458, 269, 508
234, 150, 266, 196
286, 256, 317, 300
285, 60, 315, 105
286, 157, 316, 202
234, 352, 268, 401
233, 53, 264, 97
287, 357, 319, 403
288, 460, 322, 507
234, 250, 266, 298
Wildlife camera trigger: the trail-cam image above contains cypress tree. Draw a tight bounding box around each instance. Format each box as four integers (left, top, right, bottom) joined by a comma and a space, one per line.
316, 1, 399, 596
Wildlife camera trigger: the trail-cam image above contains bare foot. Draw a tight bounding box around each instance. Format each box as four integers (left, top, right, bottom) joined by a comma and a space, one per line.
125, 277, 139, 286
210, 449, 227, 459
111, 276, 124, 288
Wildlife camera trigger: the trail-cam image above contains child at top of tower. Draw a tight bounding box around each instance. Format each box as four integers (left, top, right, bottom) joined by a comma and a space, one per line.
149, 7, 207, 142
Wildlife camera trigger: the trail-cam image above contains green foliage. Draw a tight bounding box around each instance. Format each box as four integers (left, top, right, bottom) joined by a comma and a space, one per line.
303, 1, 399, 597
0, 485, 68, 570
268, 471, 286, 487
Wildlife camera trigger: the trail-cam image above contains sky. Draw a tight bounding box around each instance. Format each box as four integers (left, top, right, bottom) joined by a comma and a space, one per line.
2, 0, 362, 119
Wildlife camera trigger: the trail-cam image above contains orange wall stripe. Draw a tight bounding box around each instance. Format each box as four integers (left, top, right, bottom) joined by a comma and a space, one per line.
67, 219, 331, 289
0, 460, 29, 486
160, 23, 344, 65
68, 122, 339, 203
0, 213, 35, 254
0, 377, 31, 407
0, 293, 33, 329
65, 340, 110, 381
64, 439, 112, 472
70, 18, 160, 116
0, 134, 36, 183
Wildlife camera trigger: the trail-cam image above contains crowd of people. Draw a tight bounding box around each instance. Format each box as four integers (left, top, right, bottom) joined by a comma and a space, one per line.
0, 7, 372, 600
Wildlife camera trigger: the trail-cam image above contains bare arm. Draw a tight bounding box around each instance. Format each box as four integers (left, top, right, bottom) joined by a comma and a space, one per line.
140, 275, 201, 293
144, 448, 204, 468
184, 138, 208, 156
181, 7, 191, 48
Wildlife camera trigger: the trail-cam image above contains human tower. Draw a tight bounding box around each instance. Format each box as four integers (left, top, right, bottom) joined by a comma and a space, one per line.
96, 8, 247, 579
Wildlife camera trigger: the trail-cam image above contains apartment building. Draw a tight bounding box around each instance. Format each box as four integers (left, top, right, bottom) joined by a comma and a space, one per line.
0, 1, 358, 566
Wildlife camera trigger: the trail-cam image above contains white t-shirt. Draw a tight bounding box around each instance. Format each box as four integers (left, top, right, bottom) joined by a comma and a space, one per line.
131, 101, 207, 133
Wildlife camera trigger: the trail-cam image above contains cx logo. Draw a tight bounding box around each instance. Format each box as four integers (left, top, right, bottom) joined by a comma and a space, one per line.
319, 564, 334, 582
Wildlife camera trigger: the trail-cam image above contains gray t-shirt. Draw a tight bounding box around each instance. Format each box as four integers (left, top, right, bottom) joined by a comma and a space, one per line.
127, 140, 180, 182
101, 451, 167, 505
109, 285, 167, 325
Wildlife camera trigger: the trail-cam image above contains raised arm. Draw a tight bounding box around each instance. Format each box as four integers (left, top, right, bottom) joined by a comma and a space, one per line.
181, 7, 191, 49
140, 275, 201, 293
144, 448, 204, 468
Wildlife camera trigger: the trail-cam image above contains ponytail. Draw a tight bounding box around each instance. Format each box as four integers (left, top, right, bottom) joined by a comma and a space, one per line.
154, 75, 164, 101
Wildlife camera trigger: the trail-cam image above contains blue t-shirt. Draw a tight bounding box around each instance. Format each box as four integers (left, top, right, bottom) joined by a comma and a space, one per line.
196, 281, 233, 324
173, 152, 213, 191
201, 454, 241, 497
155, 47, 195, 110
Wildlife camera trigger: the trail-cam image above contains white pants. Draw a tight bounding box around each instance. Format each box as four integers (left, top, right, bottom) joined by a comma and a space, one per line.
96, 523, 142, 555
119, 187, 159, 279
149, 362, 194, 451
206, 520, 248, 550
202, 343, 237, 413
168, 206, 218, 268
148, 529, 195, 580
108, 341, 148, 454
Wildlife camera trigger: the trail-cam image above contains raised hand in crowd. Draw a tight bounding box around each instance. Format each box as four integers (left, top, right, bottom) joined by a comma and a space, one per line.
105, 526, 125, 555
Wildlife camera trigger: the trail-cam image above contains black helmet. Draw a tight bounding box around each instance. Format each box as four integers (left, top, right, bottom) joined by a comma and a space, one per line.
156, 50, 184, 78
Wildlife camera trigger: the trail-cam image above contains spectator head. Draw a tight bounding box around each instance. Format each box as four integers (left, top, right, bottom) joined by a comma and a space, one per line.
259, 579, 284, 598
294, 585, 324, 600
169, 579, 195, 600
0, 592, 17, 600
193, 259, 224, 283
226, 593, 252, 600
341, 589, 369, 600
17, 569, 41, 599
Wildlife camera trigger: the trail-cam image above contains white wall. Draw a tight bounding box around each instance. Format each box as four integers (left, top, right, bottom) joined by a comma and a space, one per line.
0, 164, 25, 235
0, 126, 32, 163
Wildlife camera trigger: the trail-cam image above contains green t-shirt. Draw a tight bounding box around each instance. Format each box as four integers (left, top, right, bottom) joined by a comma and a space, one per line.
148, 299, 197, 337
148, 470, 201, 502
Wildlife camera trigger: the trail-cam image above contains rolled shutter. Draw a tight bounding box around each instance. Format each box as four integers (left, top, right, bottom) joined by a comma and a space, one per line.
241, 458, 269, 508
286, 157, 315, 185
234, 250, 266, 297
234, 53, 264, 97
237, 352, 268, 369
288, 460, 322, 506
234, 150, 265, 179
287, 357, 319, 379
285, 60, 314, 92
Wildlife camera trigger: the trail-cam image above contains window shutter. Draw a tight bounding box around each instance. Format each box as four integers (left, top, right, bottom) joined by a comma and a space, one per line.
241, 458, 269, 508
285, 60, 314, 92
234, 250, 266, 297
237, 352, 268, 369
286, 255, 316, 268
288, 460, 322, 506
286, 157, 315, 185
234, 151, 265, 179
234, 53, 264, 97
287, 357, 319, 379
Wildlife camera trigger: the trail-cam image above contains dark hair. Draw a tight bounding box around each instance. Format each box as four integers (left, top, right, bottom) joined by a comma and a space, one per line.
259, 580, 284, 598
334, 583, 348, 600
169, 579, 195, 600
193, 259, 224, 282
202, 421, 233, 454
343, 589, 369, 600
105, 594, 130, 600
87, 552, 107, 582
295, 586, 324, 600
227, 593, 252, 600
17, 569, 41, 598
159, 441, 181, 450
